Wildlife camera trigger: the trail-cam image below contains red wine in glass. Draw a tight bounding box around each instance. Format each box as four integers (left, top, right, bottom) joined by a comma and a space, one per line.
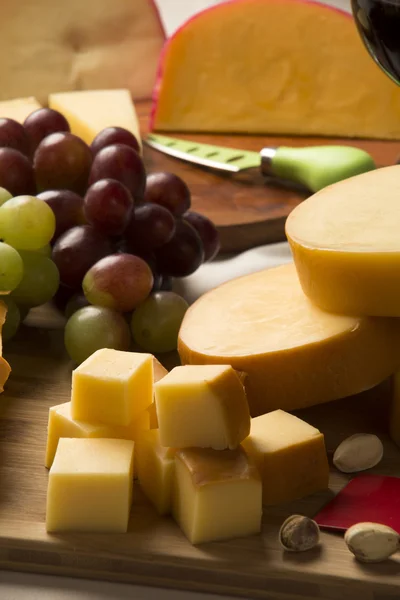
351, 0, 400, 84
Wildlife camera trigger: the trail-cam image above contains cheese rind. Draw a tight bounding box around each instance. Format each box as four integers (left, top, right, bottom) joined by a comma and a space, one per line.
0, 97, 41, 123
242, 410, 329, 505
151, 0, 400, 139
155, 365, 250, 449
136, 429, 176, 515
49, 90, 142, 150
71, 348, 153, 426
173, 447, 262, 545
178, 264, 400, 416
45, 401, 149, 469
46, 438, 134, 533
286, 165, 400, 317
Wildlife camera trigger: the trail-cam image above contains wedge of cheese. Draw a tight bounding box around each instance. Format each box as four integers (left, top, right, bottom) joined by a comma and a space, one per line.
0, 301, 11, 393
178, 264, 400, 416
0, 0, 165, 105
151, 0, 400, 139
286, 165, 400, 317
49, 90, 142, 149
0, 97, 41, 123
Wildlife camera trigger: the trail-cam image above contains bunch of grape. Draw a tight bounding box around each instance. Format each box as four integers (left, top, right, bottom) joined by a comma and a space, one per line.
0, 110, 220, 362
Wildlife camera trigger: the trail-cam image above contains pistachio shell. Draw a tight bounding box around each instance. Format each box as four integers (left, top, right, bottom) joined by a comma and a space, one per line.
333, 433, 383, 474
344, 522, 399, 563
279, 514, 320, 552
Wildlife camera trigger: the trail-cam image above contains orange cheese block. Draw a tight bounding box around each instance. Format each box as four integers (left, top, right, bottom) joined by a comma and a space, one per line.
151, 0, 400, 139
0, 301, 11, 392
286, 165, 400, 317
0, 0, 165, 105
178, 264, 400, 416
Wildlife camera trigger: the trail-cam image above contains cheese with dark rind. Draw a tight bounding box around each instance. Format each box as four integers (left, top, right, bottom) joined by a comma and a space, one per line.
178, 264, 400, 416
151, 0, 400, 139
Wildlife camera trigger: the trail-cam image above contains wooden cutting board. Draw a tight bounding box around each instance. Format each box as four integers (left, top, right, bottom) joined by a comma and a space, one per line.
138, 101, 400, 253
1, 308, 400, 600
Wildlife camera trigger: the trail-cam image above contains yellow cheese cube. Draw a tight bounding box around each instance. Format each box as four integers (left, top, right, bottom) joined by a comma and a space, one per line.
136, 429, 176, 515
46, 438, 134, 533
389, 372, 400, 447
242, 410, 329, 506
147, 356, 168, 429
71, 348, 153, 426
0, 97, 41, 123
49, 90, 142, 150
173, 447, 262, 545
155, 365, 250, 450
45, 401, 149, 469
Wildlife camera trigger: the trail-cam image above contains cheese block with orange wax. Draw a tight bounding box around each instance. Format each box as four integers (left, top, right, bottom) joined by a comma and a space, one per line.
173, 447, 262, 545
0, 0, 165, 105
242, 410, 329, 505
155, 365, 250, 450
45, 401, 149, 469
49, 90, 142, 150
286, 165, 400, 317
178, 264, 400, 417
0, 301, 11, 393
151, 0, 400, 139
136, 429, 176, 515
0, 97, 41, 123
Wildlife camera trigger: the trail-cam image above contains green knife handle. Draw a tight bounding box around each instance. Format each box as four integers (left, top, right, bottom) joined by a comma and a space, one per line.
263, 145, 376, 193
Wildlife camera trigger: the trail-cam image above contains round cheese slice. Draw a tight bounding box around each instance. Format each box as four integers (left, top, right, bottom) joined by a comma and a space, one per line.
178, 264, 400, 416
286, 165, 400, 317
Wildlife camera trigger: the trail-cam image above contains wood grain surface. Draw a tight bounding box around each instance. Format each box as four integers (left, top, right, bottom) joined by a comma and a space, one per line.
1, 307, 400, 599
138, 101, 400, 253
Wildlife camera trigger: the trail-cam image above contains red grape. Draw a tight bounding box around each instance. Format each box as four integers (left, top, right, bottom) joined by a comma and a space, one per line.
37, 190, 85, 242
124, 204, 176, 254
0, 148, 35, 196
83, 253, 153, 312
52, 225, 113, 289
91, 127, 140, 156
88, 144, 146, 202
34, 132, 92, 194
0, 118, 29, 156
24, 108, 70, 155
144, 172, 191, 217
155, 220, 204, 277
84, 179, 134, 236
183, 211, 220, 262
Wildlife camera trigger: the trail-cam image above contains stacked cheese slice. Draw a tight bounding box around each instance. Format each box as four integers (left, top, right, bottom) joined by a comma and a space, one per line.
136, 364, 329, 545
45, 349, 329, 543
179, 165, 400, 448
46, 349, 164, 533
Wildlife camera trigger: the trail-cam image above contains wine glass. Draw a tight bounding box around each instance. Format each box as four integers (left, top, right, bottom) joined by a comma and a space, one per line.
351, 0, 400, 84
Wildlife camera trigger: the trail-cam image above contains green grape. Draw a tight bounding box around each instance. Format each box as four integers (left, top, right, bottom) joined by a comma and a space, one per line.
64, 305, 131, 364
130, 291, 188, 353
1, 295, 20, 342
0, 242, 24, 292
0, 187, 12, 207
34, 243, 52, 258
11, 251, 60, 307
0, 195, 55, 250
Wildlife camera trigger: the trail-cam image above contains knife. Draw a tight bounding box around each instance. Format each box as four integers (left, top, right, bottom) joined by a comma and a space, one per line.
146, 133, 376, 193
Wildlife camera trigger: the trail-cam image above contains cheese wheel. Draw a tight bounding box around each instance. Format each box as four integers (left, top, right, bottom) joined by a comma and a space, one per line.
178, 264, 400, 416
286, 165, 400, 317
151, 0, 400, 139
0, 0, 165, 105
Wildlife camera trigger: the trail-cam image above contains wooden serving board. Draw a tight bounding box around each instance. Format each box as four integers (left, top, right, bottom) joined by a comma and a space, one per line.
1, 309, 400, 600
138, 101, 400, 253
